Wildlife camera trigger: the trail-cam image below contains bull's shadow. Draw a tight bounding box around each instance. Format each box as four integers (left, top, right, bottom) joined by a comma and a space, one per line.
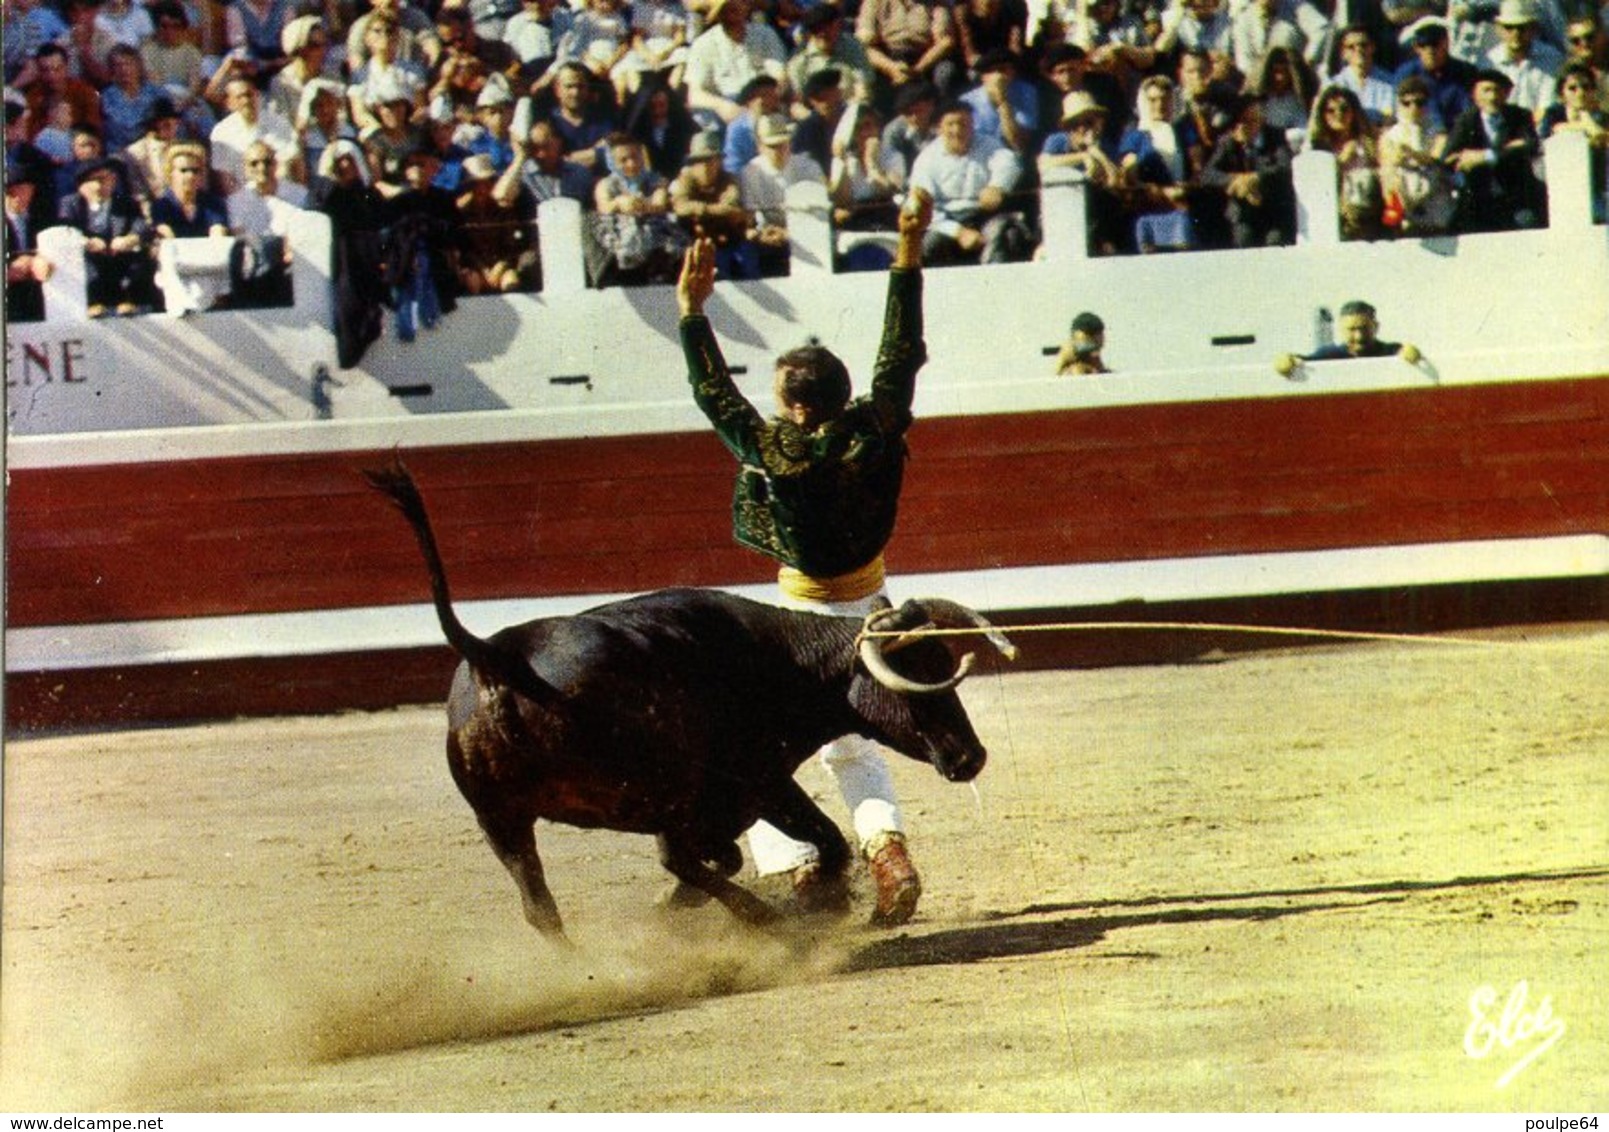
841, 865, 1606, 974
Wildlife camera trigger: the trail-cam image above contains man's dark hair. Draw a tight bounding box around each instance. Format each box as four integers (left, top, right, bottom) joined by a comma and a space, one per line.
1338, 299, 1377, 320
775, 344, 851, 419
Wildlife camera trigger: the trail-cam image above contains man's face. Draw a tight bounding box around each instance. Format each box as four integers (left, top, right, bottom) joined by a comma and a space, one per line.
6, 179, 36, 214
529, 125, 563, 170
719, 0, 750, 31
611, 141, 643, 179
71, 130, 102, 161
556, 69, 587, 111
1566, 22, 1598, 61
938, 109, 973, 155
1412, 35, 1449, 69
1178, 54, 1207, 96
760, 136, 790, 167
1048, 58, 1082, 93
245, 146, 276, 187
808, 83, 844, 119
36, 51, 68, 90
748, 83, 780, 115
227, 81, 259, 119
403, 154, 438, 188
1339, 312, 1377, 355
1498, 20, 1533, 58
78, 168, 114, 203
1473, 78, 1507, 112
1340, 32, 1373, 70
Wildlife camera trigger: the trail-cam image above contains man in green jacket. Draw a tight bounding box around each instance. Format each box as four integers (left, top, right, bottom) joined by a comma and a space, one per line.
676, 189, 934, 925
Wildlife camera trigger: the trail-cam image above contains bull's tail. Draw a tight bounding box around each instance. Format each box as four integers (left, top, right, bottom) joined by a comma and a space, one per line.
364, 457, 561, 707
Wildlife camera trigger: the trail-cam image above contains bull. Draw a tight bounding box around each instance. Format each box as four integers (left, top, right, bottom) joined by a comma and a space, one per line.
366, 461, 1015, 941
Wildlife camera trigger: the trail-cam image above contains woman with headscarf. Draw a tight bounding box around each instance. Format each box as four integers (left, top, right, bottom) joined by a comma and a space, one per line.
268, 13, 338, 124
309, 139, 387, 366
1117, 73, 1195, 250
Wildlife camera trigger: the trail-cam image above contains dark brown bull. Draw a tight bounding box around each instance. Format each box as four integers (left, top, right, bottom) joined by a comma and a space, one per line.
366, 461, 1014, 941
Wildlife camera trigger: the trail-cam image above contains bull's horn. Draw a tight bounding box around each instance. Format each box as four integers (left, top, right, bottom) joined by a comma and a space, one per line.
913, 599, 1019, 662
858, 607, 976, 695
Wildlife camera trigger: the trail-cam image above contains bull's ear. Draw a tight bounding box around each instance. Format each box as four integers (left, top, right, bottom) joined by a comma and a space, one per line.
890, 599, 929, 631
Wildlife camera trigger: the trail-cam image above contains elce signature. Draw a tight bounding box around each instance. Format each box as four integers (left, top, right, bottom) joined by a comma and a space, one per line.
1464, 980, 1566, 1088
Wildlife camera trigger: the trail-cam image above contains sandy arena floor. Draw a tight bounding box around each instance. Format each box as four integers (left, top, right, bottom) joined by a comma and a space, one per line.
2, 625, 1606, 1112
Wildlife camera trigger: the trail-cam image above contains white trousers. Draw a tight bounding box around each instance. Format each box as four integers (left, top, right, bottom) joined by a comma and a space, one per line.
746, 587, 906, 875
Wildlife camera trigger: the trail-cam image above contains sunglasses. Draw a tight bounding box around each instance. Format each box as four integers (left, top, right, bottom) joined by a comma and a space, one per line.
246, 157, 274, 166
1399, 96, 1426, 105
1568, 33, 1594, 43
173, 166, 201, 173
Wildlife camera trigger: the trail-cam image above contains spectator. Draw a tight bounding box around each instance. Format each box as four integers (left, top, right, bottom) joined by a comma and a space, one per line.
683, 0, 788, 126
1119, 74, 1196, 251
503, 0, 566, 86
346, 0, 438, 74
23, 43, 102, 144
151, 140, 232, 313
1539, 59, 1607, 217
362, 78, 425, 186
468, 0, 524, 43
464, 72, 519, 171
140, 3, 211, 138
1561, 17, 1607, 113
5, 161, 54, 322
496, 117, 594, 209
670, 126, 757, 276
267, 15, 337, 125
617, 0, 691, 94
548, 60, 617, 170
793, 66, 850, 173
211, 73, 300, 194
123, 96, 184, 207
1056, 310, 1109, 374
1379, 74, 1456, 233
1328, 23, 1397, 125
223, 0, 297, 81
953, 0, 1028, 76
1040, 89, 1130, 254
1393, 17, 1477, 129
856, 0, 960, 104
55, 124, 127, 211
960, 48, 1039, 156
740, 111, 825, 274
788, 5, 876, 106
587, 130, 688, 283
624, 71, 697, 178
1034, 41, 1125, 149
350, 14, 429, 129
63, 0, 116, 89
456, 151, 538, 291
310, 139, 388, 366
1486, 0, 1564, 115
909, 98, 1032, 264
101, 45, 166, 153
1076, 0, 1157, 86
228, 139, 304, 306
6, 0, 70, 86
557, 0, 633, 104
95, 0, 155, 54
296, 78, 357, 182
722, 74, 781, 175
1445, 67, 1546, 230
881, 78, 939, 171
1201, 92, 1297, 247
1154, 0, 1235, 82
1308, 84, 1384, 239
829, 99, 905, 265
1275, 299, 1421, 374
1231, 0, 1304, 83
381, 147, 462, 337
59, 156, 155, 316
1246, 41, 1319, 132
430, 5, 518, 97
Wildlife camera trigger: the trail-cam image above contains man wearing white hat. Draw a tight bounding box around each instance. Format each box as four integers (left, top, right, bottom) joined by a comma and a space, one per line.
1484, 0, 1564, 114
739, 111, 825, 274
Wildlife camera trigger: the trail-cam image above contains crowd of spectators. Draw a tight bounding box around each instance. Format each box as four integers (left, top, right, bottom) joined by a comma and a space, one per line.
6, 0, 1608, 337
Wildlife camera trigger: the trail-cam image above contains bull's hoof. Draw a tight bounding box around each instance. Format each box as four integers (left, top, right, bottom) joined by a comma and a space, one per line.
789, 861, 853, 917
865, 832, 922, 927
657, 880, 715, 910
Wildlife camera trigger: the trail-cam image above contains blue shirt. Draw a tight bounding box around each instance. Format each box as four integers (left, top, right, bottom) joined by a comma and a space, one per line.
959, 79, 1039, 148
723, 111, 759, 175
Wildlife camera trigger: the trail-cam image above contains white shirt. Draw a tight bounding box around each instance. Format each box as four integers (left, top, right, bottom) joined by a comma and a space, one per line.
210, 108, 300, 189
907, 133, 1023, 239
739, 152, 825, 227
1485, 42, 1564, 113
684, 20, 787, 103
228, 181, 307, 238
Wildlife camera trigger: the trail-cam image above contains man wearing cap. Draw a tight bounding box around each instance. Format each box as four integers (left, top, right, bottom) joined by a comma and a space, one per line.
959, 48, 1039, 154
669, 126, 757, 276
59, 157, 155, 315
908, 98, 1031, 264
1039, 89, 1127, 252
1393, 17, 1477, 128
739, 111, 826, 274
674, 189, 937, 926
1057, 311, 1111, 374
1484, 0, 1564, 115
684, 0, 788, 125
1445, 67, 1545, 230
787, 4, 875, 106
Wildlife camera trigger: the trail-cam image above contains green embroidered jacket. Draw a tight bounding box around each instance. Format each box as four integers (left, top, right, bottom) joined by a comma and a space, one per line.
680, 267, 926, 578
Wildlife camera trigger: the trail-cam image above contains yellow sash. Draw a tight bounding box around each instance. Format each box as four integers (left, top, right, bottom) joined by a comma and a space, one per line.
777, 556, 886, 604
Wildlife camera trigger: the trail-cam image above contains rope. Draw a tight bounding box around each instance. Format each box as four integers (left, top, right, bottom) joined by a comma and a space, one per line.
859, 619, 1605, 652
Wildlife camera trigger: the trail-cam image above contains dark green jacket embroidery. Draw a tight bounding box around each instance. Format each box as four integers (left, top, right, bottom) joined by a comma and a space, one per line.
681, 268, 926, 577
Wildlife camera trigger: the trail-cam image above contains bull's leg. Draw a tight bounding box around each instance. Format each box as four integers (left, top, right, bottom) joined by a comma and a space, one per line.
759, 779, 853, 914
656, 834, 779, 926
479, 812, 570, 944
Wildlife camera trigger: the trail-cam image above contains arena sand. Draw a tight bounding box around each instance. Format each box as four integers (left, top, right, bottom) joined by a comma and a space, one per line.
1, 625, 1605, 1112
